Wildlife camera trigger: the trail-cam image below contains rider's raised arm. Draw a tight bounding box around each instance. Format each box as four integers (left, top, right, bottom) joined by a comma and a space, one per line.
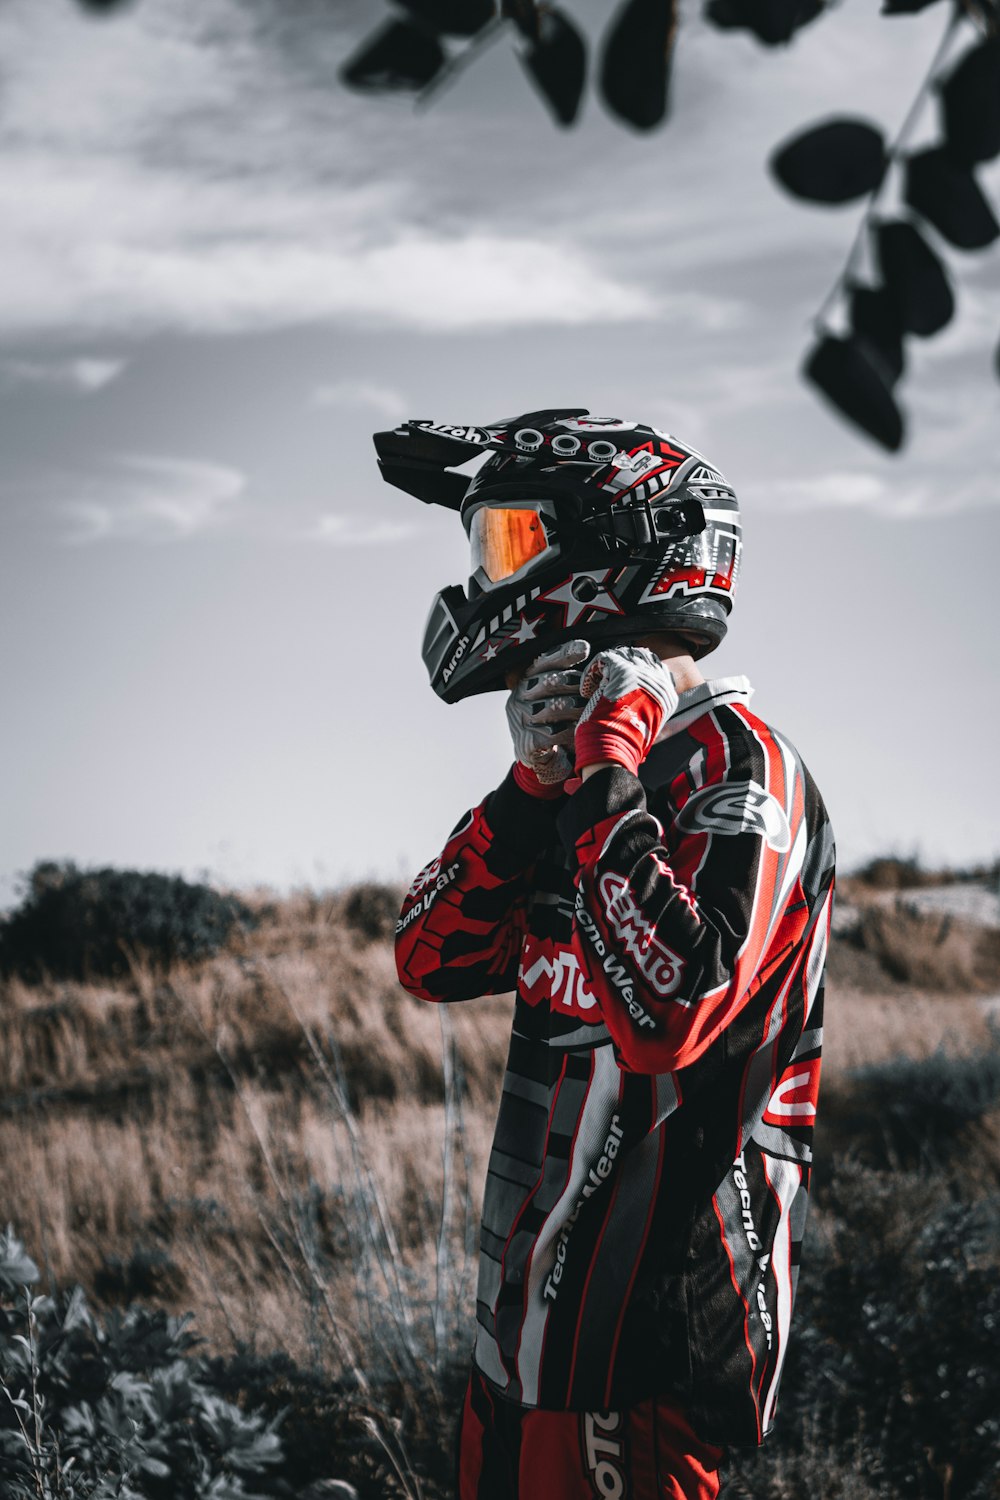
395, 769, 564, 1002
562, 708, 830, 1073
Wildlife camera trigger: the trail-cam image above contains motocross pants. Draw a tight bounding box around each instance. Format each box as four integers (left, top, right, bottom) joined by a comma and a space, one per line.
458, 1365, 729, 1499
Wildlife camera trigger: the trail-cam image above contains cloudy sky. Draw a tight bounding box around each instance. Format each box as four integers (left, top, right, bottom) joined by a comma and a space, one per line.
1, 0, 998, 908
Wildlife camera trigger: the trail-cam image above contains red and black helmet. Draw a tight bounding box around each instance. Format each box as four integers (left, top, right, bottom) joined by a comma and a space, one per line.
373, 408, 742, 704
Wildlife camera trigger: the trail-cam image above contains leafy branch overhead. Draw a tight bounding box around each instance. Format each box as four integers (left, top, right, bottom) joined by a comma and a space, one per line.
339, 0, 796, 131
337, 0, 1000, 455
73, 0, 999, 454
772, 20, 1000, 451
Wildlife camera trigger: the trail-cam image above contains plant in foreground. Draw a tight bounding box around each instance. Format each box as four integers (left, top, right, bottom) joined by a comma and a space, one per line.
0, 1228, 286, 1500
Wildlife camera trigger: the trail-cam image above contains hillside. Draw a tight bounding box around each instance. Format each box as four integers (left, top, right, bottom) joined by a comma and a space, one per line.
1, 869, 998, 1498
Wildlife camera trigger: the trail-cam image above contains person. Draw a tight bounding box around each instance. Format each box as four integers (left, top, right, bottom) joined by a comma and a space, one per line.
374, 410, 835, 1500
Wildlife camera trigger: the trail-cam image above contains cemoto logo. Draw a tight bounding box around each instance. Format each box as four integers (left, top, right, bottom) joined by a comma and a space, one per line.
675, 780, 791, 851
581, 1410, 627, 1498
596, 872, 685, 998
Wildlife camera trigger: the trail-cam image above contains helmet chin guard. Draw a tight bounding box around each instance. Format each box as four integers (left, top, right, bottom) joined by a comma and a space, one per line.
374, 412, 742, 704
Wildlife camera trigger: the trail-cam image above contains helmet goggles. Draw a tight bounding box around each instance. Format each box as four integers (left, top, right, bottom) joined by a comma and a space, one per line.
466, 500, 557, 588
465, 485, 709, 593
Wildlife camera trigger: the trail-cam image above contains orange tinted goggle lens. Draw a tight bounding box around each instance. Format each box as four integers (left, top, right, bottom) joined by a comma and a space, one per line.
470, 506, 548, 583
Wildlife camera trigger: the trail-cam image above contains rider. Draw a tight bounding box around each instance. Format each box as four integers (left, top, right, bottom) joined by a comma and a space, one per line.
376, 411, 835, 1500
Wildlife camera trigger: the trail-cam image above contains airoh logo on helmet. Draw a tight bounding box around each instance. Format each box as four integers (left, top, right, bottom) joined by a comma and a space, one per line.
372, 409, 742, 704
413, 421, 492, 445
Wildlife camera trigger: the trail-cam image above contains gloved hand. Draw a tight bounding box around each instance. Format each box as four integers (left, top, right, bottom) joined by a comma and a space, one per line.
506, 639, 590, 797
574, 646, 679, 777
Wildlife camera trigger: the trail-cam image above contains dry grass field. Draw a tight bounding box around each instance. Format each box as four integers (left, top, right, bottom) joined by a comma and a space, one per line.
1, 869, 999, 1498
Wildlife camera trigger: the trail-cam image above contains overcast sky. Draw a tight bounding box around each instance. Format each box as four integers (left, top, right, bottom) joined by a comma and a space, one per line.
1, 0, 998, 909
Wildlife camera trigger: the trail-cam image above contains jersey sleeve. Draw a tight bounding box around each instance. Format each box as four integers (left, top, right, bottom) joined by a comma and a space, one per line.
557, 711, 809, 1073
395, 767, 566, 1003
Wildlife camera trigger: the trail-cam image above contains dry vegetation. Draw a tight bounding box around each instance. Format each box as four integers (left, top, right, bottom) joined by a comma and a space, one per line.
1, 890, 512, 1366
2, 870, 999, 1497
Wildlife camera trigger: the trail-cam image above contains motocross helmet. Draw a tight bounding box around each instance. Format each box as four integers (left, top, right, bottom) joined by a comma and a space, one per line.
373, 408, 741, 704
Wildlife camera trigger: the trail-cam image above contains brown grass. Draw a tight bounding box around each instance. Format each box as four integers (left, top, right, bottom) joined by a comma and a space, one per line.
823, 988, 996, 1073
1, 886, 992, 1387
828, 893, 1000, 997
2, 896, 511, 1383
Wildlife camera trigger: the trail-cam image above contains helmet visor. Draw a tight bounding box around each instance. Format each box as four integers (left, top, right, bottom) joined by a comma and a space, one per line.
468, 503, 550, 586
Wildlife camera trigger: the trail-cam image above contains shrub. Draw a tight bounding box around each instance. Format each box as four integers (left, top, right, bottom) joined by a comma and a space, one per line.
726, 1440, 902, 1499
0, 1225, 424, 1500
854, 855, 939, 891
342, 883, 402, 945
844, 902, 987, 992
93, 1244, 187, 1305
0, 861, 258, 982
202, 1344, 460, 1500
753, 1181, 1000, 1500
824, 1033, 1000, 1171
725, 1032, 1000, 1499
0, 1227, 287, 1499
851, 855, 1000, 890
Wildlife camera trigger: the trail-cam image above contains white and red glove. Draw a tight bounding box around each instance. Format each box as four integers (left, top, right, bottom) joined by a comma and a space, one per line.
574, 646, 679, 777
506, 640, 590, 798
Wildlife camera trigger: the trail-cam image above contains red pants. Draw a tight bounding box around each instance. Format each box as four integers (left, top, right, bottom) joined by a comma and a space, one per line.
458, 1367, 728, 1499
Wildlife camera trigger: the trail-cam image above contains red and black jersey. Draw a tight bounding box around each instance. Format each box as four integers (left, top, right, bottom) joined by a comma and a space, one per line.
396, 677, 835, 1448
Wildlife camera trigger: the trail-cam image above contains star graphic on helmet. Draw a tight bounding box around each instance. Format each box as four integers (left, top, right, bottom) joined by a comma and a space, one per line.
482, 641, 499, 661
538, 570, 624, 628
512, 614, 543, 644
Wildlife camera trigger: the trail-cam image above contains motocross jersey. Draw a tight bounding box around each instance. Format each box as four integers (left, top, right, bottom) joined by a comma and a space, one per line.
395, 677, 835, 1447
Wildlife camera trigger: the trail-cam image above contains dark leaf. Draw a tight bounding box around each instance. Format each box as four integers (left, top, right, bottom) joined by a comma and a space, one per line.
503, 0, 540, 41
705, 0, 824, 47
876, 219, 955, 337
340, 19, 446, 93
397, 0, 496, 36
905, 147, 1000, 250
0, 1229, 40, 1295
880, 0, 945, 11
770, 117, 886, 204
804, 336, 905, 452
600, 0, 678, 130
518, 7, 587, 126
848, 284, 906, 385
940, 41, 1000, 166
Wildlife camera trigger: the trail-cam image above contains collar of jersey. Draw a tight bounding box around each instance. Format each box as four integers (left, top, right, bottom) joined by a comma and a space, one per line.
654, 675, 754, 743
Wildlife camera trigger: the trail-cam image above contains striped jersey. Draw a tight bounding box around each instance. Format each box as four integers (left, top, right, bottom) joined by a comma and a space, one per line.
395, 677, 835, 1446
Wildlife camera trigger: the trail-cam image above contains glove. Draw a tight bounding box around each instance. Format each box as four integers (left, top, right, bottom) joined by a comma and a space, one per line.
506, 639, 591, 798
574, 646, 679, 777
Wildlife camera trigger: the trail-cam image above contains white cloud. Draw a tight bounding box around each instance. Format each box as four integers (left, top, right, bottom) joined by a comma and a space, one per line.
56, 455, 246, 543
873, 471, 999, 520
744, 461, 998, 519
0, 220, 656, 336
0, 1, 654, 338
744, 472, 894, 512
310, 381, 409, 421
0, 356, 127, 393
308, 514, 417, 546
